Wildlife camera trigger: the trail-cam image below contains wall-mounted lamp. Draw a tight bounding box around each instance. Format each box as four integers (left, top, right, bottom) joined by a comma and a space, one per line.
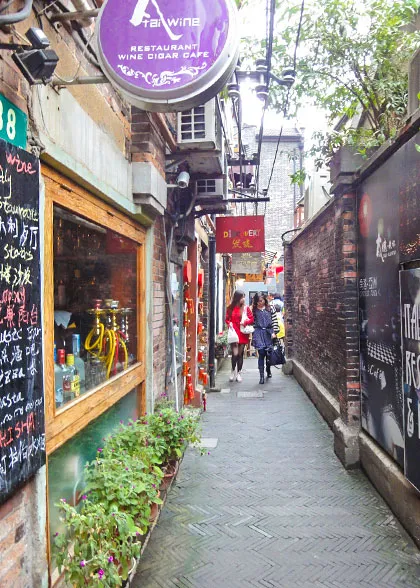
176, 171, 190, 189
167, 163, 191, 190
235, 59, 296, 103
10, 28, 59, 85
227, 82, 240, 100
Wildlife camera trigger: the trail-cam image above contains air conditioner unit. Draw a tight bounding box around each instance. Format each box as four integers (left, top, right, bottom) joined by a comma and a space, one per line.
177, 100, 219, 149
196, 178, 226, 199
176, 99, 224, 174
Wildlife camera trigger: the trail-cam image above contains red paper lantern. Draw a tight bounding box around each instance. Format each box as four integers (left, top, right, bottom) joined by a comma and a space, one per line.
183, 260, 192, 284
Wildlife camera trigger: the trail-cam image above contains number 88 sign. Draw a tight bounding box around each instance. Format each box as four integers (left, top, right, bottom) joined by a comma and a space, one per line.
0, 93, 27, 148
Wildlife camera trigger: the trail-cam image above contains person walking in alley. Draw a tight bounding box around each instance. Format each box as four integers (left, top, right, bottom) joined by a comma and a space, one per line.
252, 292, 279, 384
226, 290, 254, 382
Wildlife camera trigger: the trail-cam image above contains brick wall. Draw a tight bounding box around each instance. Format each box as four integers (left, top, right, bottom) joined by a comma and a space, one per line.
131, 110, 176, 176
259, 139, 302, 255
284, 191, 360, 425
241, 126, 303, 258
0, 473, 46, 586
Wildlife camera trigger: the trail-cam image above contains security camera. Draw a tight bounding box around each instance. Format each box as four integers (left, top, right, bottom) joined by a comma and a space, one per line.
177, 171, 190, 189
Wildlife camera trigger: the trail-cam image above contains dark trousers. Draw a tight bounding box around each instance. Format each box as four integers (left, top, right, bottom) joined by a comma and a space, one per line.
257, 348, 270, 372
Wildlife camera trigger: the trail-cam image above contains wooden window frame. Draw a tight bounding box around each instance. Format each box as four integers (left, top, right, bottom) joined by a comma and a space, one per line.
43, 166, 147, 455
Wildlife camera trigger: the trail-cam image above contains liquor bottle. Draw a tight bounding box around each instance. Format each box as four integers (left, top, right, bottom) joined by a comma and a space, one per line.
72, 334, 86, 394
55, 348, 68, 407
64, 354, 80, 400
55, 218, 65, 256
57, 280, 66, 307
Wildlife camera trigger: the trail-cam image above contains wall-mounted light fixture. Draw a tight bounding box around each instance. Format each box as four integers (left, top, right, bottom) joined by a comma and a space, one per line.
166, 162, 191, 190
8, 28, 59, 85
234, 59, 296, 103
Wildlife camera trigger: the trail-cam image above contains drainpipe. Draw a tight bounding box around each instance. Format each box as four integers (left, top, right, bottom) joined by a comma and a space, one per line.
208, 236, 216, 389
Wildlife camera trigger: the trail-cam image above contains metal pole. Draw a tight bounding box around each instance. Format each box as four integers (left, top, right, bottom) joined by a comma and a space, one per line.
52, 75, 109, 87
208, 236, 216, 389
49, 8, 100, 22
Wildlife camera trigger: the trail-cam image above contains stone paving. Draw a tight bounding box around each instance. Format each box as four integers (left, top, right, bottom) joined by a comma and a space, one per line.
132, 358, 420, 587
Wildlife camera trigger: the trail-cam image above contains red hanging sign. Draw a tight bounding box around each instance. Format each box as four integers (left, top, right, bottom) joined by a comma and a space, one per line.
216, 216, 265, 253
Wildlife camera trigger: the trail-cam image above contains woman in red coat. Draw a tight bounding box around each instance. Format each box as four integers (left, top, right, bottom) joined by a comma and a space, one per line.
225, 290, 254, 382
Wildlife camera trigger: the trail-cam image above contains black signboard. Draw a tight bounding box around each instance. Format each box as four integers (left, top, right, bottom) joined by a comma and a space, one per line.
358, 153, 403, 464
0, 139, 44, 504
400, 268, 420, 492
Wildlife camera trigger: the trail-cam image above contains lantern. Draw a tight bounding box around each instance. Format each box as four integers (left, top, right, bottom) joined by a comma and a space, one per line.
183, 260, 192, 284
186, 297, 194, 314
198, 268, 204, 297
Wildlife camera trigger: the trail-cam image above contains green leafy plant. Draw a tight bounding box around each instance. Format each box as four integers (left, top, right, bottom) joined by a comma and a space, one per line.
54, 409, 203, 586
146, 408, 202, 463
154, 391, 175, 412
244, 0, 420, 164
216, 330, 228, 346
102, 420, 166, 468
54, 499, 142, 587
85, 453, 163, 534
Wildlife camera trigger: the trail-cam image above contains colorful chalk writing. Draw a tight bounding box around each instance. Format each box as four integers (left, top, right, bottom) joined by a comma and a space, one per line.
0, 139, 43, 504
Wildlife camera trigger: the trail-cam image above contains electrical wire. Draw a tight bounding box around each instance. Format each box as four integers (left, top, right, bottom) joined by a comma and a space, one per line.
36, 0, 60, 16
254, 0, 276, 207
264, 0, 305, 196
53, 28, 95, 83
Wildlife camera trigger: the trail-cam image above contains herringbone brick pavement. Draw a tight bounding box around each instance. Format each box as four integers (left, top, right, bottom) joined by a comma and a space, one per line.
132, 359, 420, 588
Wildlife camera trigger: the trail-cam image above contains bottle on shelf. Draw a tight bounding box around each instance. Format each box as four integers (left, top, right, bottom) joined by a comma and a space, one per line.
57, 280, 66, 307
63, 353, 80, 401
55, 348, 68, 407
72, 334, 86, 394
55, 219, 65, 256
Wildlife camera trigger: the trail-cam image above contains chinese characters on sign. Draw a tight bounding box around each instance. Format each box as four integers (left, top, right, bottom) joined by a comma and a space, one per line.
0, 140, 44, 504
215, 216, 265, 253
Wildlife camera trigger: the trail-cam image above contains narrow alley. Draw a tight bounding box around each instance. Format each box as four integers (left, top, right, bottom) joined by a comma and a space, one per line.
132, 359, 420, 588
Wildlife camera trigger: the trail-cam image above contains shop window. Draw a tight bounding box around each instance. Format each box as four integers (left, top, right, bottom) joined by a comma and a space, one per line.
53, 205, 138, 408
43, 166, 146, 456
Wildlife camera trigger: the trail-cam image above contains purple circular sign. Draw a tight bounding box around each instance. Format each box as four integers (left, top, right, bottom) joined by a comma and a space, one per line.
97, 0, 239, 111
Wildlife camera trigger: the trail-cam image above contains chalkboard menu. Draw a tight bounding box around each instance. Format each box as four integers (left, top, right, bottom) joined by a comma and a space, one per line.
0, 138, 44, 504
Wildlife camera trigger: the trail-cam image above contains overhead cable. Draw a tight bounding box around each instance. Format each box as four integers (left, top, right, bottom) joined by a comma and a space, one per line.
265, 0, 305, 196
254, 0, 276, 209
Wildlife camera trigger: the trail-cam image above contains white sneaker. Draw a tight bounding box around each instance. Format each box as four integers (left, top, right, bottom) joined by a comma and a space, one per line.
229, 370, 236, 382
236, 372, 242, 382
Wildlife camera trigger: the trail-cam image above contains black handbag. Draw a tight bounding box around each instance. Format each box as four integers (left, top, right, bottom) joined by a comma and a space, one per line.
266, 343, 285, 367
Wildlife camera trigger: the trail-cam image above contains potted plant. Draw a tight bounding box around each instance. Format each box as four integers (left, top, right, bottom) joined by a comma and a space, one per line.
53, 409, 203, 586
215, 331, 228, 358
54, 499, 142, 587
146, 408, 202, 466
84, 452, 163, 534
